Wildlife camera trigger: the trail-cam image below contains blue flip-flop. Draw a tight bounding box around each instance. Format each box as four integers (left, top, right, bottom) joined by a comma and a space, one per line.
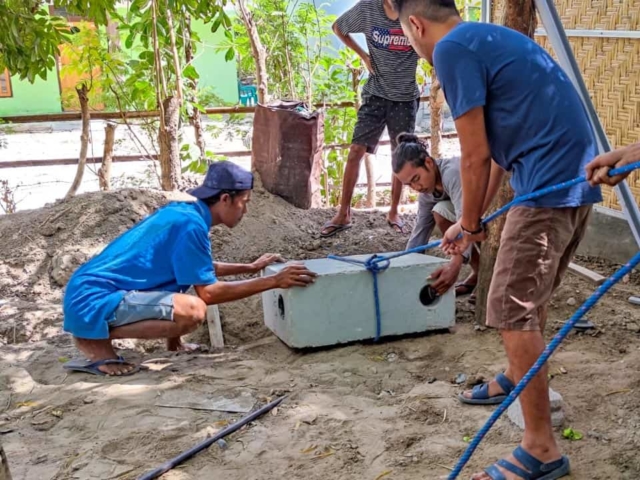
458, 372, 515, 405
484, 446, 570, 480
63, 356, 140, 377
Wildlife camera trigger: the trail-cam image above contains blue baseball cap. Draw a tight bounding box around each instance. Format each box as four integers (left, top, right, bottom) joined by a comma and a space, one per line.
188, 160, 254, 200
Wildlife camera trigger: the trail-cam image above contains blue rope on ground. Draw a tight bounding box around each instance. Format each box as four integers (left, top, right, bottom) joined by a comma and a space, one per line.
328, 161, 640, 474
447, 249, 640, 478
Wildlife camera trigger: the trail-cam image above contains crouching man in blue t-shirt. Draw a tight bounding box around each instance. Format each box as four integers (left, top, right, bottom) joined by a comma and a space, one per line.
395, 1, 602, 479
63, 161, 316, 377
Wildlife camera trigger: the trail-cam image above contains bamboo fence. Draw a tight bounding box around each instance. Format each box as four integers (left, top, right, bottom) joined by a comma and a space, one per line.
492, 0, 640, 210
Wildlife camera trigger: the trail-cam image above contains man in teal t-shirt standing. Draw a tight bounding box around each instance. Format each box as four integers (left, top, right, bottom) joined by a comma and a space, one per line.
394, 1, 601, 479
63, 161, 316, 377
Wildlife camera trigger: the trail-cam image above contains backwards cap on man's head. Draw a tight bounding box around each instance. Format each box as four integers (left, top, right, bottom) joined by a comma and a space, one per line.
188, 160, 254, 200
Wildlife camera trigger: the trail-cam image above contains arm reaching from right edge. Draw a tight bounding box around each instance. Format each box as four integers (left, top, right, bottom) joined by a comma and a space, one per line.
585, 142, 640, 187
194, 264, 317, 305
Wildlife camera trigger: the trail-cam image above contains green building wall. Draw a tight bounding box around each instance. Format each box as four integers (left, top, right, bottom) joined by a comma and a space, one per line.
192, 19, 239, 105
0, 71, 63, 116
0, 13, 238, 117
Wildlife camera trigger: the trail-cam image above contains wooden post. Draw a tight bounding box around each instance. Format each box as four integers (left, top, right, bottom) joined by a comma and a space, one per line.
206, 305, 224, 349
65, 83, 90, 200
237, 0, 269, 104
429, 69, 444, 159
98, 122, 117, 191
475, 0, 536, 324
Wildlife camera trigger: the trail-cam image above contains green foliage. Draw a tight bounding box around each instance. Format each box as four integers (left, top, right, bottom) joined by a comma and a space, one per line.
55, 0, 120, 25
227, 0, 336, 101
562, 428, 584, 441
0, 2, 71, 82
59, 22, 129, 110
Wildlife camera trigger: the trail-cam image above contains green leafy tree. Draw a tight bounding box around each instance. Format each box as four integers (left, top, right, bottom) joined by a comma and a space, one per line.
0, 1, 71, 81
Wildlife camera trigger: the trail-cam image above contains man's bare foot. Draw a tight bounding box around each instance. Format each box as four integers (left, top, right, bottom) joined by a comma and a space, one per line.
166, 337, 200, 352
471, 443, 564, 479
386, 212, 406, 233
73, 337, 137, 376
321, 211, 352, 237
455, 273, 478, 296
461, 373, 511, 400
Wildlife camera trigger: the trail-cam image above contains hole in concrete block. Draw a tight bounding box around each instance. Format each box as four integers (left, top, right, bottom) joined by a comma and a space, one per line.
277, 295, 285, 318
419, 284, 440, 306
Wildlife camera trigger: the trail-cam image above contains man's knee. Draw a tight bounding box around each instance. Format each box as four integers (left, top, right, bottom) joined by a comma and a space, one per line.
347, 144, 367, 163
173, 295, 207, 334
433, 211, 452, 233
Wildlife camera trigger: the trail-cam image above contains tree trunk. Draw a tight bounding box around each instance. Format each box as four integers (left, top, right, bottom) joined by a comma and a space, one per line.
98, 122, 117, 191
237, 0, 268, 104
65, 84, 90, 200
165, 8, 183, 103
429, 69, 444, 159
0, 441, 11, 480
184, 16, 206, 161
106, 14, 120, 53
158, 96, 181, 191
475, 0, 536, 324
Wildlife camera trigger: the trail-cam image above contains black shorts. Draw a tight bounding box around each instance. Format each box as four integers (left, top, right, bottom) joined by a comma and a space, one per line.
352, 94, 420, 154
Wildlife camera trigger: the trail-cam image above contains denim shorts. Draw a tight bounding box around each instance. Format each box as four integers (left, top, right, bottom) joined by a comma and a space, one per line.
108, 291, 176, 328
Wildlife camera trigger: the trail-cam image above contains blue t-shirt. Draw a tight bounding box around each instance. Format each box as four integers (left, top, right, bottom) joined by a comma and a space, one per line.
63, 200, 218, 339
433, 22, 602, 208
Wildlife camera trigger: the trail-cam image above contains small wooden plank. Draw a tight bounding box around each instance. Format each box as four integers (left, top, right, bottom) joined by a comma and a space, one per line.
568, 262, 606, 285
206, 304, 225, 350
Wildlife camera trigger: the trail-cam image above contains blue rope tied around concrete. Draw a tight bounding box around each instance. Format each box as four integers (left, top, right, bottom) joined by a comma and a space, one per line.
328, 161, 640, 473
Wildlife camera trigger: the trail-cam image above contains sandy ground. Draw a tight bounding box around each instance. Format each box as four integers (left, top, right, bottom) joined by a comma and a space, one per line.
1, 185, 640, 480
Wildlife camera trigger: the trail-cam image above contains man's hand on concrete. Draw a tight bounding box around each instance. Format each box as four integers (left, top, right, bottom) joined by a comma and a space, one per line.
251, 253, 285, 273
274, 263, 317, 288
585, 143, 640, 187
429, 260, 462, 295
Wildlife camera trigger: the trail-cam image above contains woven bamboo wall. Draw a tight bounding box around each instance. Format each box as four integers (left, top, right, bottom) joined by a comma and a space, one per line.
491, 0, 640, 210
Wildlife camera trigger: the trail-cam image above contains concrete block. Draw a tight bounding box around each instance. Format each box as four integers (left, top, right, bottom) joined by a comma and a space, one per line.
507, 388, 565, 430
261, 253, 455, 349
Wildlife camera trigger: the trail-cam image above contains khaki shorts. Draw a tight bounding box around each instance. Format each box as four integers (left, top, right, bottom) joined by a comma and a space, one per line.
486, 205, 592, 331
432, 200, 456, 223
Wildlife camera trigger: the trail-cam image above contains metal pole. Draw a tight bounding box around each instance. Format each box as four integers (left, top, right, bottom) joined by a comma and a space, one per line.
480, 0, 492, 23
534, 0, 640, 248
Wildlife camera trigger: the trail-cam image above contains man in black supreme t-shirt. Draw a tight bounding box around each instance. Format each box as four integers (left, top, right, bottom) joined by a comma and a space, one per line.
320, 0, 420, 238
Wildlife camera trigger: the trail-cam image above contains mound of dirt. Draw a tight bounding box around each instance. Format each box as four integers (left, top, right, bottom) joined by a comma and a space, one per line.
0, 182, 416, 346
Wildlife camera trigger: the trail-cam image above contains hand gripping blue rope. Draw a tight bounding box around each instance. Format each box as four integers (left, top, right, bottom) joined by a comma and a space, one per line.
328, 161, 640, 474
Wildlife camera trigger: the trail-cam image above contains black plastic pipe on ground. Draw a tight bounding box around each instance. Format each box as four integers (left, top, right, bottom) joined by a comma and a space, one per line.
136, 396, 286, 480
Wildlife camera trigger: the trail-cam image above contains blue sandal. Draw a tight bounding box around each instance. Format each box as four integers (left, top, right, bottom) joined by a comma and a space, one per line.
63, 356, 140, 377
458, 372, 515, 405
484, 446, 570, 479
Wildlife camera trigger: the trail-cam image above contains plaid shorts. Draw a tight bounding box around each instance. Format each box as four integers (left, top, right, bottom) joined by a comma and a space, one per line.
352, 94, 420, 154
